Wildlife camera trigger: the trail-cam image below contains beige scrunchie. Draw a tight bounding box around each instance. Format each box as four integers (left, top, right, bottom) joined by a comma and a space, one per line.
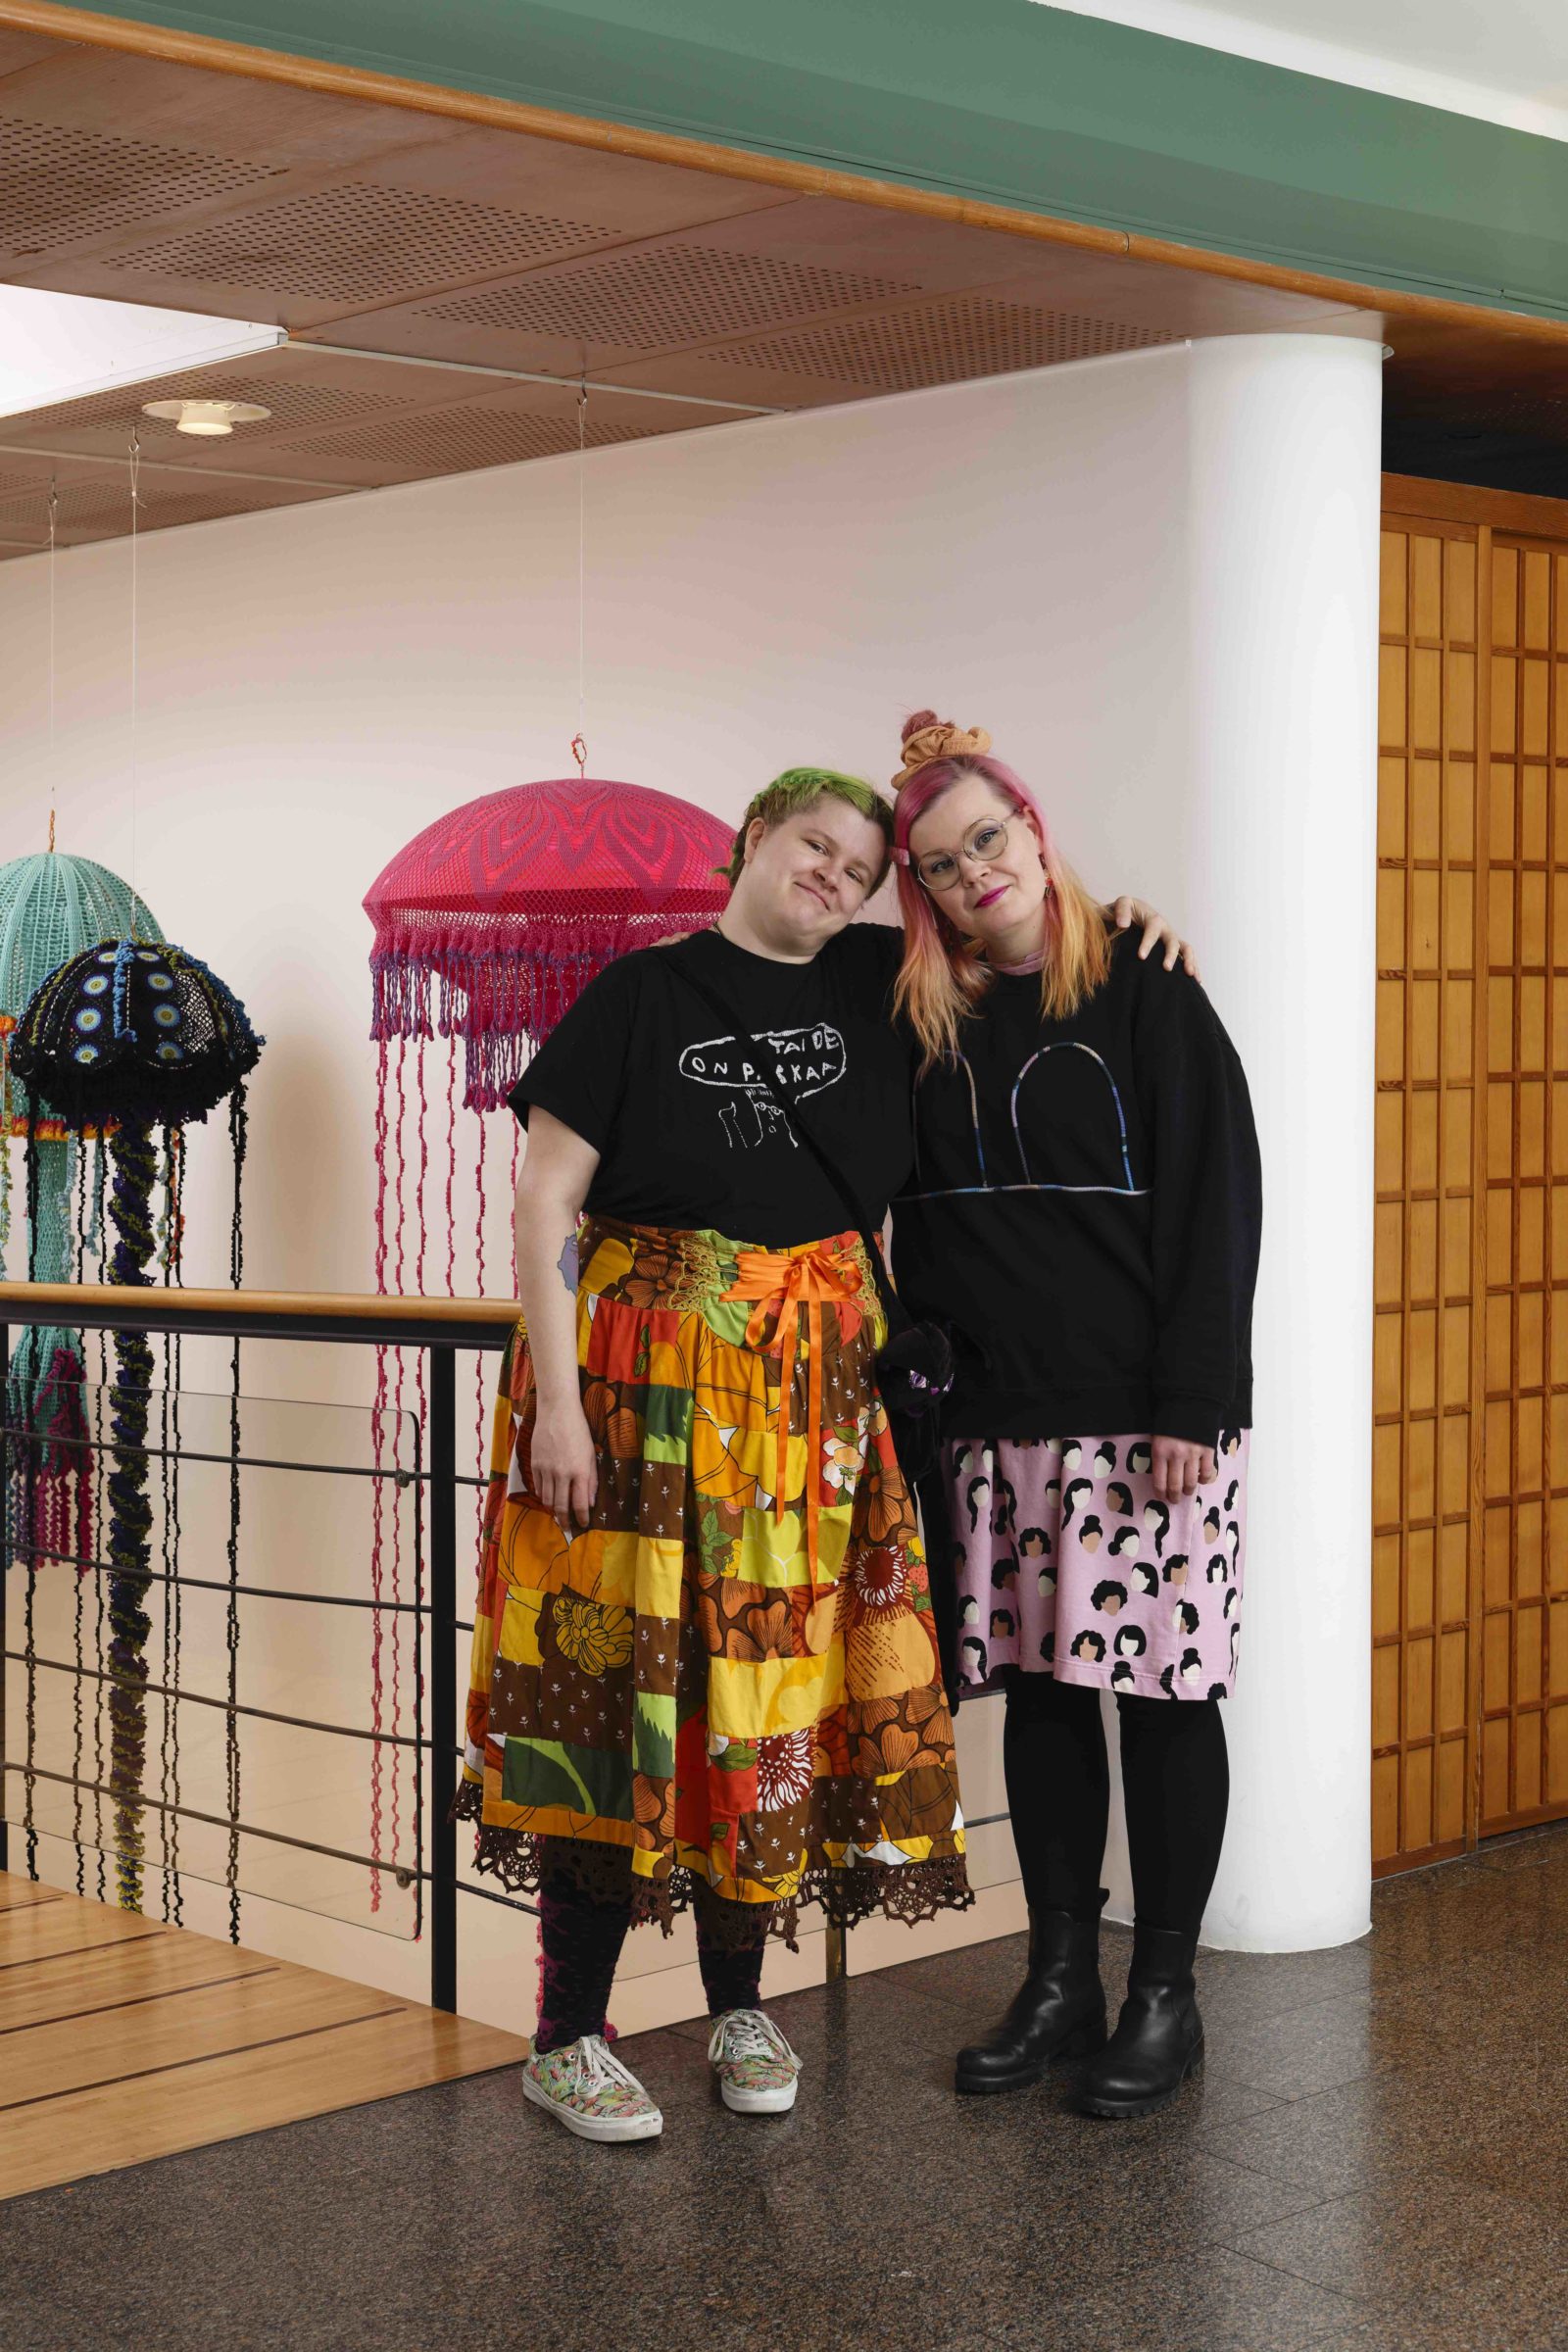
891, 718, 993, 792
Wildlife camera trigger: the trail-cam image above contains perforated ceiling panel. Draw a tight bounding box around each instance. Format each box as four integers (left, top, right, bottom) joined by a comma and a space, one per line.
284, 405, 658, 475
0, 470, 339, 544
720, 297, 1176, 394
417, 241, 924, 352
0, 116, 282, 255
0, 18, 1431, 558
18, 368, 425, 446
1446, 392, 1568, 433
104, 180, 624, 305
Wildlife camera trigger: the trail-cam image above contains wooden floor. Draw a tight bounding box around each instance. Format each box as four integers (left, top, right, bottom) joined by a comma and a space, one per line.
0, 1869, 527, 2202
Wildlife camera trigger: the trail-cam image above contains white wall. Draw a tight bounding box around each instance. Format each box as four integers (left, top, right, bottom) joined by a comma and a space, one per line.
0, 332, 1377, 2025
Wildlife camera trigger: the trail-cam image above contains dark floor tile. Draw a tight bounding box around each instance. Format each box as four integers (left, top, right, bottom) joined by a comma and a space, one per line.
6, 1823, 1568, 2351
1204, 1985, 1398, 2101
1220, 2174, 1568, 2307
1472, 1825, 1568, 1876
1305, 2243, 1568, 2352
1193, 1938, 1375, 2033
1410, 2243, 1568, 2348
1347, 1971, 1568, 2112
988, 2242, 1366, 2350
1198, 2059, 1568, 2220
661, 1958, 966, 2065
840, 1926, 1037, 2013
1365, 1852, 1568, 2004
1193, 2073, 1464, 2198
0, 2300, 76, 2352
668, 2160, 1324, 2352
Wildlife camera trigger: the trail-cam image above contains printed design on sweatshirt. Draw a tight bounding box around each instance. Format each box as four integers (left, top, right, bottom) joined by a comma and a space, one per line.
677, 1023, 846, 1152
906, 1041, 1147, 1201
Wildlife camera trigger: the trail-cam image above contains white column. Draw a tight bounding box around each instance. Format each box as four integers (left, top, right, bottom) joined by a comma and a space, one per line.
1106, 330, 1385, 1952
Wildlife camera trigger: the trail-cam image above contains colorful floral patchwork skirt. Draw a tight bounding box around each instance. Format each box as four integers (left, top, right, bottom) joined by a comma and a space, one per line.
452, 1216, 971, 1945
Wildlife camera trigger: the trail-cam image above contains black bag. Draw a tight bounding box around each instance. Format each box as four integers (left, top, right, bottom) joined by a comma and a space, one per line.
676, 962, 954, 1477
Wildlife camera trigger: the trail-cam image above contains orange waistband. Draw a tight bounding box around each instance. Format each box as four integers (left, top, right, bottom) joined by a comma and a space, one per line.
721, 1238, 871, 1576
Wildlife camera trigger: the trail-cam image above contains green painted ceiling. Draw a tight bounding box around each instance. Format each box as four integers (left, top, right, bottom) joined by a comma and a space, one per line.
38, 0, 1568, 323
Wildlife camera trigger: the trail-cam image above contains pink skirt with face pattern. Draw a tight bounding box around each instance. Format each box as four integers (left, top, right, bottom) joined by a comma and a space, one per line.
941, 1430, 1250, 1700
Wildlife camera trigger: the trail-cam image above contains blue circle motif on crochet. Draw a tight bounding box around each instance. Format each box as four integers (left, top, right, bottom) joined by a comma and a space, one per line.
136, 949, 158, 963
82, 974, 110, 998
96, 949, 117, 964
152, 1003, 180, 1028
74, 1006, 102, 1032
155, 1041, 183, 1061
74, 1043, 99, 1063
148, 971, 173, 992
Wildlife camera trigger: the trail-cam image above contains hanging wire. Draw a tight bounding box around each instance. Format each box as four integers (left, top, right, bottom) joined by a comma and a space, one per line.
570, 379, 588, 778
126, 433, 147, 944
46, 478, 58, 855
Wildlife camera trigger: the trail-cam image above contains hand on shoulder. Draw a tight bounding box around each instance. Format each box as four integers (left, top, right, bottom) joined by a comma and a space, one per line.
1108, 897, 1200, 985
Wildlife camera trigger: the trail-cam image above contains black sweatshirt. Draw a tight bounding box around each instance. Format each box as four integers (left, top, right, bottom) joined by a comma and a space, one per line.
890, 930, 1261, 1449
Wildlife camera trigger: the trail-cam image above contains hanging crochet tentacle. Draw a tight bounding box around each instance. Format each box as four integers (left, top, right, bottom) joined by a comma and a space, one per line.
106, 1116, 156, 1911
8, 1133, 91, 1568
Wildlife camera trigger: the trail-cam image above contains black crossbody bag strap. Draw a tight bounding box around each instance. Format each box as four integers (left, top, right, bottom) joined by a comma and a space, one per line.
674, 954, 955, 1482
674, 961, 911, 1336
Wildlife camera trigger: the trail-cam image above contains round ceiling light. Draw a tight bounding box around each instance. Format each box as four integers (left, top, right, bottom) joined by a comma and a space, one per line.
140, 397, 271, 438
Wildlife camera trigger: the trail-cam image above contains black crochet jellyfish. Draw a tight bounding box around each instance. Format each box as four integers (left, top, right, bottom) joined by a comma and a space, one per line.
10, 941, 262, 1913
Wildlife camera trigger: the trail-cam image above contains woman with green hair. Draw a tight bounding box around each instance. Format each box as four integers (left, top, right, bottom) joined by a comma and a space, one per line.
455, 763, 1182, 2143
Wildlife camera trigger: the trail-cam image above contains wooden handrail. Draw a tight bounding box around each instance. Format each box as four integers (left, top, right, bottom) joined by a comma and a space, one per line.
0, 1280, 521, 1331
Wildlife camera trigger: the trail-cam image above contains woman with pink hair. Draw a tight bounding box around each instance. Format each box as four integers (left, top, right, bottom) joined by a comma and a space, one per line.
888, 711, 1261, 2121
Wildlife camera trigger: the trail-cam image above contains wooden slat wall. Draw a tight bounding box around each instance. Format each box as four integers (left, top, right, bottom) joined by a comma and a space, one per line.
1374, 513, 1485, 1872
1374, 476, 1568, 1873
1481, 533, 1568, 1833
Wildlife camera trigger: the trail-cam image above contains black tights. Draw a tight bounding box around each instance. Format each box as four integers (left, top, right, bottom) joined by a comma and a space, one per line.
534, 1868, 767, 2054
1003, 1673, 1229, 1939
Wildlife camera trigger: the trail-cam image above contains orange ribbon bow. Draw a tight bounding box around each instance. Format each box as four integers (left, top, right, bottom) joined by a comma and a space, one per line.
721, 1241, 867, 1578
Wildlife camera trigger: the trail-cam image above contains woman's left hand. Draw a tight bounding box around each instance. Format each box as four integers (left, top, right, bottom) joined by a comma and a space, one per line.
1151, 1436, 1216, 1503
1110, 897, 1200, 983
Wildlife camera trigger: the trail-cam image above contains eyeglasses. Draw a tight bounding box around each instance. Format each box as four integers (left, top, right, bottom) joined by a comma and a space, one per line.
912, 816, 1010, 892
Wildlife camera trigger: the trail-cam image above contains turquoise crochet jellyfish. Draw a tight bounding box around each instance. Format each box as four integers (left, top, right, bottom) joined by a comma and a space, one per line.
0, 853, 164, 1566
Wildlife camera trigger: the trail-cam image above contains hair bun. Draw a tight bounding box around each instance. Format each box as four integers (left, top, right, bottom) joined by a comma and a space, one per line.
891, 711, 995, 791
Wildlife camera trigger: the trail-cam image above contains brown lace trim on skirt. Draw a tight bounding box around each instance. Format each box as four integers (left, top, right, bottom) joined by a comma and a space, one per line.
449, 1782, 972, 1952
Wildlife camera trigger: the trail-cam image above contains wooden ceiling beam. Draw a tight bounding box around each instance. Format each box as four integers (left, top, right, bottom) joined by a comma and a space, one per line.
9, 0, 1565, 351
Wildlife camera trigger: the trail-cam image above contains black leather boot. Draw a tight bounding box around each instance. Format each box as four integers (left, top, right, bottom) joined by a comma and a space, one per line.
1077, 1922, 1203, 2119
955, 1895, 1108, 2095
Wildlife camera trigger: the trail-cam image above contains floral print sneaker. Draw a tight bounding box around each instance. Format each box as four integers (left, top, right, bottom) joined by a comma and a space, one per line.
707, 2008, 804, 2114
519, 2034, 663, 2142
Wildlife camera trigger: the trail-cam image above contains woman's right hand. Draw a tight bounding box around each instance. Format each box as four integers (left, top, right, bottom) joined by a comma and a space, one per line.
528, 1398, 599, 1531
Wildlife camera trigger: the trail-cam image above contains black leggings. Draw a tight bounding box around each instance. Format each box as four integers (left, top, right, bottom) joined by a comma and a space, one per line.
1003, 1672, 1229, 1939
534, 1868, 768, 2054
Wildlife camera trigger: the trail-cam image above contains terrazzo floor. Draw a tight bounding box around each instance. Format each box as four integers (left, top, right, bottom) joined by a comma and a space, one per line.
3, 1824, 1567, 2352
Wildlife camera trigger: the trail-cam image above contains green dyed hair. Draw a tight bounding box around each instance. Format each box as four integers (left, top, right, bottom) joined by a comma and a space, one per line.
722, 766, 895, 887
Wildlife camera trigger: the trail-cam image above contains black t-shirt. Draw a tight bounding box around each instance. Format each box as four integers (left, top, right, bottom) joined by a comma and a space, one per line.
509, 926, 911, 1248
890, 931, 1261, 1449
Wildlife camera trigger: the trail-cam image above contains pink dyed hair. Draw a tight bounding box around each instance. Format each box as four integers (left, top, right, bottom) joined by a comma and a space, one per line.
892, 743, 1111, 1064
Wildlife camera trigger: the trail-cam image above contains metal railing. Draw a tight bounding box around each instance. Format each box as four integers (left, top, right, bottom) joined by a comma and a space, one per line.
0, 1278, 520, 2013
0, 1278, 1010, 2005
